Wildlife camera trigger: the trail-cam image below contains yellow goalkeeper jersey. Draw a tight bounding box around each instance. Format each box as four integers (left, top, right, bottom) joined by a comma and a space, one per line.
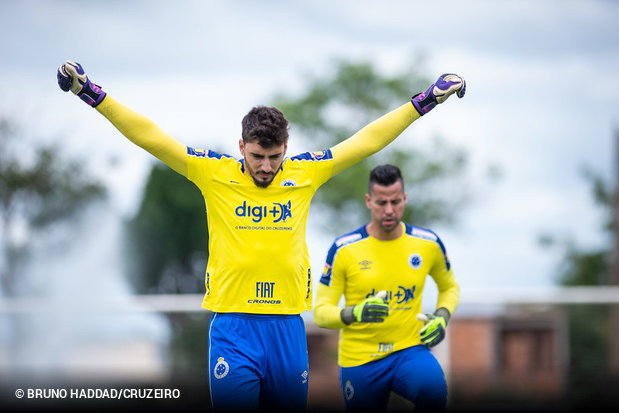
314, 223, 459, 367
96, 95, 422, 315
187, 149, 333, 314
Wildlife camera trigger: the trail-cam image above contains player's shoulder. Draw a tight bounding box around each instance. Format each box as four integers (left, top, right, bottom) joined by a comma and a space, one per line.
187, 147, 237, 160
404, 223, 440, 242
404, 223, 450, 252
323, 225, 368, 267
332, 225, 369, 250
288, 149, 333, 163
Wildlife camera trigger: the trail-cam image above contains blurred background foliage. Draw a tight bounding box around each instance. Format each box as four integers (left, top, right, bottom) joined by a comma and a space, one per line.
0, 116, 105, 296
541, 165, 614, 403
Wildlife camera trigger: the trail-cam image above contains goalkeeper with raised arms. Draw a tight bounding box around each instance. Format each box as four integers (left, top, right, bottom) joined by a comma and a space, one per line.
314, 164, 460, 411
57, 60, 464, 411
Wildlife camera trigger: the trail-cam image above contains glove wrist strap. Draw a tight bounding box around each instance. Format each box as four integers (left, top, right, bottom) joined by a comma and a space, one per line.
411, 90, 437, 116
434, 307, 451, 324
78, 82, 106, 108
341, 306, 355, 325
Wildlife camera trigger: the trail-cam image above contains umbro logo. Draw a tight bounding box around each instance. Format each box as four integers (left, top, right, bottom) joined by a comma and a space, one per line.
358, 260, 372, 270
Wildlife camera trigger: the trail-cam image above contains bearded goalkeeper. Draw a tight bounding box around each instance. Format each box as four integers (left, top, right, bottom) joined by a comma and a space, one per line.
57, 61, 464, 411
314, 164, 460, 411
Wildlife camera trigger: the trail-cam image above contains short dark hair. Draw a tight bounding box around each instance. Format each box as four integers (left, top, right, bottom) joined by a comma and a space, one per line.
368, 164, 404, 194
241, 106, 289, 147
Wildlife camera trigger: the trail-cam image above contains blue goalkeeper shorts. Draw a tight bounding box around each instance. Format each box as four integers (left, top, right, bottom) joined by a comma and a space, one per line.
339, 345, 447, 411
208, 312, 309, 411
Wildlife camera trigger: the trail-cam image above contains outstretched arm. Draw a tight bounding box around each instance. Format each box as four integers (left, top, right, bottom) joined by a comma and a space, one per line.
329, 74, 466, 176
96, 96, 188, 176
57, 61, 188, 177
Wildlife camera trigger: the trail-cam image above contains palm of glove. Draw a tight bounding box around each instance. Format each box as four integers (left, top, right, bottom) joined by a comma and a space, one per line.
417, 313, 447, 347
353, 295, 389, 323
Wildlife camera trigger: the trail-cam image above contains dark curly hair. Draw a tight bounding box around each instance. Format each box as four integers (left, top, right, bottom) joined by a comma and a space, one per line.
241, 106, 289, 147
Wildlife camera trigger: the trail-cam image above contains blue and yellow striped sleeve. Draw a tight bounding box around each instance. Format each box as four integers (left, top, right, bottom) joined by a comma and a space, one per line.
314, 239, 348, 329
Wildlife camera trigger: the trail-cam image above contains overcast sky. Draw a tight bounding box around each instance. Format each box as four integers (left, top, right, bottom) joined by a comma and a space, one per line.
1, 0, 619, 299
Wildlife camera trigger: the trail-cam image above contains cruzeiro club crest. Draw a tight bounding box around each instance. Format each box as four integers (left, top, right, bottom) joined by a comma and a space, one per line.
213, 357, 229, 379
409, 253, 422, 269
344, 380, 354, 400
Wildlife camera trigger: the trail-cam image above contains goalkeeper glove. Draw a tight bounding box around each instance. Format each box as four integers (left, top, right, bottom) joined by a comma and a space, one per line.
411, 73, 466, 116
341, 291, 389, 324
417, 307, 451, 347
57, 60, 106, 108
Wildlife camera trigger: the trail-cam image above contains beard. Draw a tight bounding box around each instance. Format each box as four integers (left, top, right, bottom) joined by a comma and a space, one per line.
252, 174, 275, 188
245, 161, 279, 188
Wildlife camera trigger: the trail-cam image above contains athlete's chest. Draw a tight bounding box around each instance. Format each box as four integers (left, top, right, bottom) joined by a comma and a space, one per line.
343, 239, 436, 284
204, 164, 316, 226
342, 239, 436, 306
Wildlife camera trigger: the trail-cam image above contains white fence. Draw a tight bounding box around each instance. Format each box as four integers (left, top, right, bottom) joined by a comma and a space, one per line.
2, 286, 619, 314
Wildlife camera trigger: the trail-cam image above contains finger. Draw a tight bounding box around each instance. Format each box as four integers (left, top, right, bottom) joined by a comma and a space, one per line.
457, 78, 466, 98
416, 313, 429, 323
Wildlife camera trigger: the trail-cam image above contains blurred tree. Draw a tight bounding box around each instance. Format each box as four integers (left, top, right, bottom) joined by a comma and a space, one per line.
0, 116, 106, 296
126, 162, 208, 294
272, 59, 470, 233
542, 164, 613, 402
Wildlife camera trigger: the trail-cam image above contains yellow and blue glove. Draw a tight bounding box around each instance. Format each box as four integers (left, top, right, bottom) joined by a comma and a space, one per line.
417, 307, 451, 347
341, 291, 389, 324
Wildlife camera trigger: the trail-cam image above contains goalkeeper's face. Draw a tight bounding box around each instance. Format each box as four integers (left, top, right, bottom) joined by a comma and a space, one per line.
239, 140, 287, 188
365, 181, 407, 234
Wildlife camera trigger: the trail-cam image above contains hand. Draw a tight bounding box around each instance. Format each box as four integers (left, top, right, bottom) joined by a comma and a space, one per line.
341, 291, 389, 324
411, 73, 466, 116
57, 60, 107, 107
417, 307, 451, 347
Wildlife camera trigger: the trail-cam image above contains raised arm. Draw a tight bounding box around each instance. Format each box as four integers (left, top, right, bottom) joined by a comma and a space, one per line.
57, 61, 188, 177
330, 74, 466, 176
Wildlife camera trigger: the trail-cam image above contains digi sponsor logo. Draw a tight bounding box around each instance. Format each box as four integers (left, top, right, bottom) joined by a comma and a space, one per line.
235, 200, 292, 223
365, 285, 416, 305
394, 285, 415, 304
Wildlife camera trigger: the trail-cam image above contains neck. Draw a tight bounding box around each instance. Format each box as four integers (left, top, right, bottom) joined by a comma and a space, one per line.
366, 222, 403, 241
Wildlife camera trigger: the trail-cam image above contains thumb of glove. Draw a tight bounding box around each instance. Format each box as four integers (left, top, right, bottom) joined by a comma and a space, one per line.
416, 313, 434, 324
